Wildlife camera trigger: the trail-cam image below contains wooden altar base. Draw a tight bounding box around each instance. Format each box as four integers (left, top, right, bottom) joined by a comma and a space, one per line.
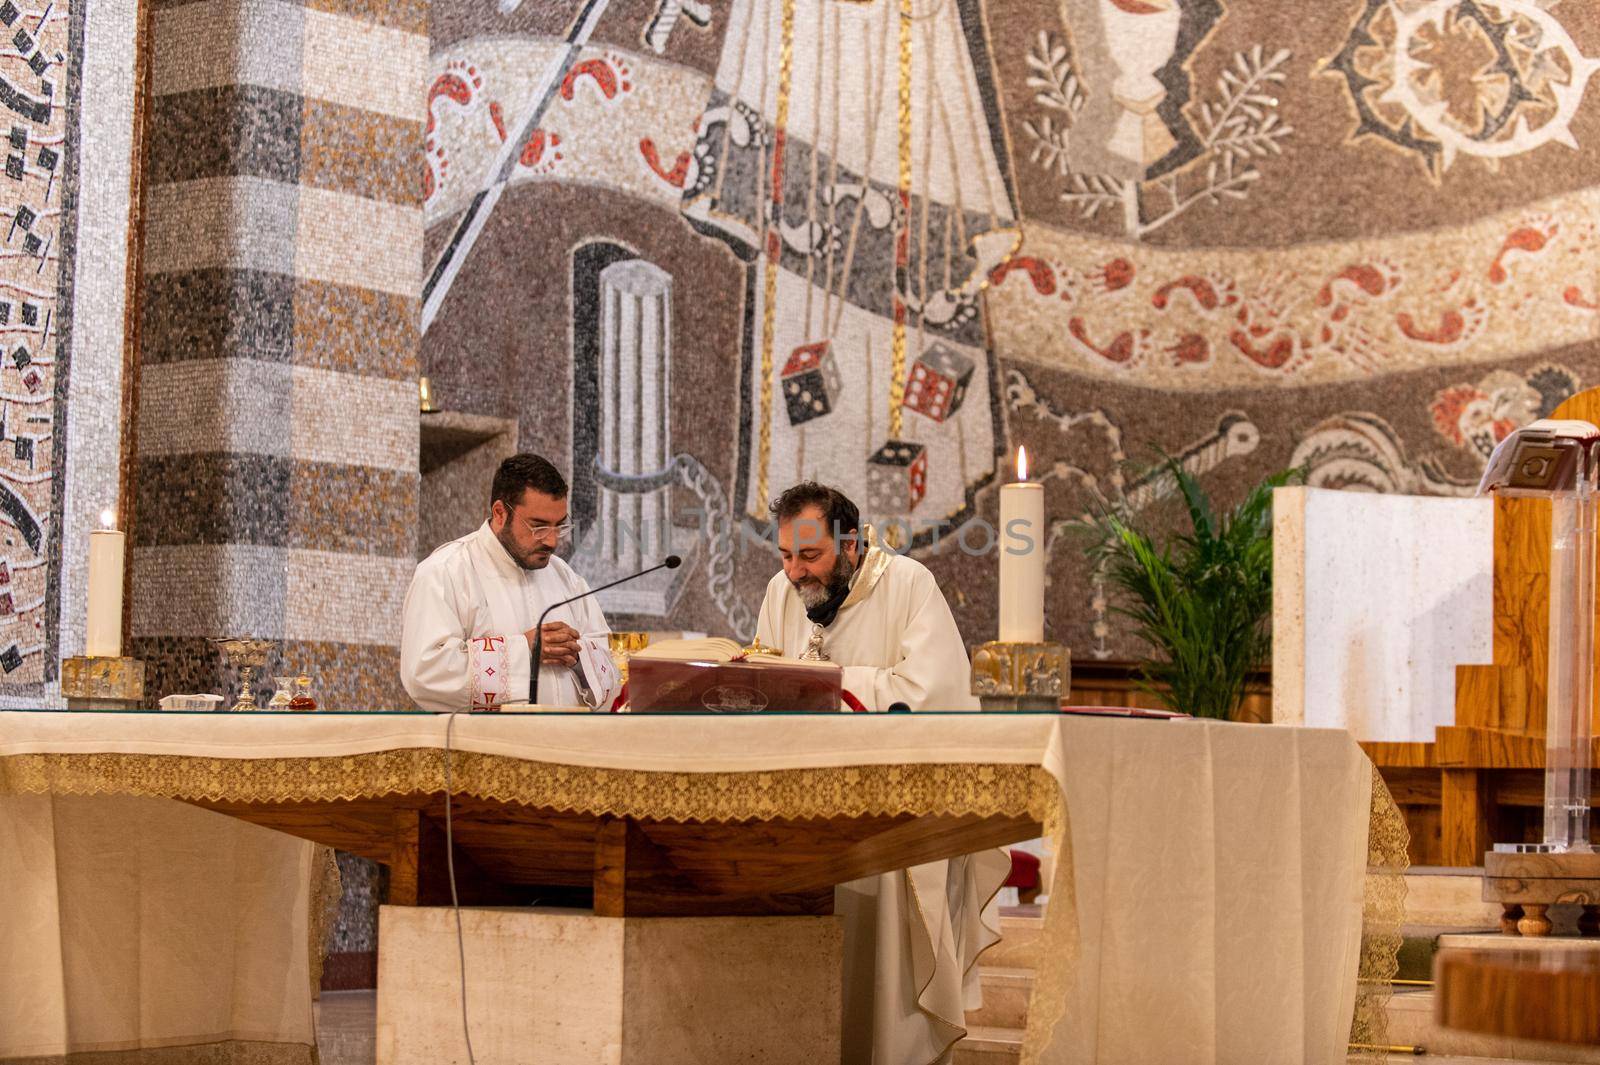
187, 792, 1039, 1063
191, 792, 1041, 917
1484, 850, 1600, 938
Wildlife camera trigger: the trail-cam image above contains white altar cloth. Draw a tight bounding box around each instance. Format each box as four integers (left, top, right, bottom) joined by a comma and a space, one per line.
0, 793, 322, 1064
0, 711, 1392, 1065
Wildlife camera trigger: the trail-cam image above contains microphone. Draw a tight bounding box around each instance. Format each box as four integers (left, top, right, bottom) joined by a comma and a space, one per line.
530, 555, 682, 705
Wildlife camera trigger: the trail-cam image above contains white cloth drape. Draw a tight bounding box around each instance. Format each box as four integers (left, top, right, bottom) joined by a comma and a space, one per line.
0, 712, 1377, 1065
0, 795, 319, 1061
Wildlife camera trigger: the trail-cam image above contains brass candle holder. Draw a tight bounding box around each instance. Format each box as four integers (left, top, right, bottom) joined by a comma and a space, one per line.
970, 641, 1070, 712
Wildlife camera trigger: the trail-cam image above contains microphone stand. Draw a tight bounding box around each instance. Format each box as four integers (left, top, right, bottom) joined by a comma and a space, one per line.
530, 556, 681, 705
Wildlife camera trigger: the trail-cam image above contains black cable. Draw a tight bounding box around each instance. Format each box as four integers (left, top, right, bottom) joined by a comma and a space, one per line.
443, 710, 477, 1065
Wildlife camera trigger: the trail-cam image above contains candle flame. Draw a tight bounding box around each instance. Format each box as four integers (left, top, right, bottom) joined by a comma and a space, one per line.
1016, 445, 1028, 482
99, 508, 115, 530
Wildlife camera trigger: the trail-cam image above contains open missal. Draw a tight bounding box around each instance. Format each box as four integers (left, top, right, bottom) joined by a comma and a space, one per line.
628, 638, 842, 713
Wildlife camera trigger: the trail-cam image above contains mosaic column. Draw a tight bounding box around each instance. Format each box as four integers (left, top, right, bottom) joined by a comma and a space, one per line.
133, 0, 425, 709
597, 258, 671, 570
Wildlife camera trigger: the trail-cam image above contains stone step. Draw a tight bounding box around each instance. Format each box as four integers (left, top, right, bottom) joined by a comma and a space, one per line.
1386, 985, 1600, 1064
314, 990, 376, 1065
1403, 866, 1500, 928
981, 913, 1045, 971
968, 966, 1034, 1029
952, 1024, 1023, 1065
1397, 923, 1502, 983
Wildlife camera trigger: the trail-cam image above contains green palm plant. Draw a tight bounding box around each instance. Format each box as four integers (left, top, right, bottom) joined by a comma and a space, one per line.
1083, 459, 1300, 719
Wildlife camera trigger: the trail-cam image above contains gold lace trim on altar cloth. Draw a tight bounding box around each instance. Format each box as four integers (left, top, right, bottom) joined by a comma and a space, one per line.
308, 846, 342, 1000
0, 752, 1404, 1065
1351, 766, 1411, 1063
0, 1041, 317, 1065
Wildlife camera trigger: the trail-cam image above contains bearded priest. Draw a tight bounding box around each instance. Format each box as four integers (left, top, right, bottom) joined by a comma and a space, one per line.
754, 482, 1009, 1064
399, 453, 623, 712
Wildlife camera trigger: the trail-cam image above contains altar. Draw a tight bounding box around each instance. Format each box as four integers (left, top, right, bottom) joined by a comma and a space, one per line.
0, 709, 1404, 1065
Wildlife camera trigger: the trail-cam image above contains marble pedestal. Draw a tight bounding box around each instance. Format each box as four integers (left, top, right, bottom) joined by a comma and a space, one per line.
376, 906, 842, 1065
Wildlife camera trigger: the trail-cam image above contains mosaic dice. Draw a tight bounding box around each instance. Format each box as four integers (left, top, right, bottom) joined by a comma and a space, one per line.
904, 342, 975, 423
866, 439, 928, 513
781, 339, 842, 426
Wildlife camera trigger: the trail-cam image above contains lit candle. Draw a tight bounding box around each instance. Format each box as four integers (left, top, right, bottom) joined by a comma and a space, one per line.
998, 446, 1045, 643
86, 509, 124, 658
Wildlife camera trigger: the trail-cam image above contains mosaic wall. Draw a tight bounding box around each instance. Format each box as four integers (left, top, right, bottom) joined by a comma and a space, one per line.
132, 0, 427, 708
421, 0, 1600, 660
0, 0, 80, 698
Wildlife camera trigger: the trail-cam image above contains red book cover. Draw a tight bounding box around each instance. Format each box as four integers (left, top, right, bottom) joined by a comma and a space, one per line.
629, 657, 843, 713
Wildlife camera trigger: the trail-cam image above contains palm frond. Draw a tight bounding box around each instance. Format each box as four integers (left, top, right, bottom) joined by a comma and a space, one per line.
1082, 458, 1294, 719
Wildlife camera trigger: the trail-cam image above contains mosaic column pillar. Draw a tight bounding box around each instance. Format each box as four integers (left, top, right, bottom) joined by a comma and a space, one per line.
133, 1, 425, 710
598, 259, 671, 570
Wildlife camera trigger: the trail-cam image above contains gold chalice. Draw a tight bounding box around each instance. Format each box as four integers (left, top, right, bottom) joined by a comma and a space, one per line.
212, 637, 275, 712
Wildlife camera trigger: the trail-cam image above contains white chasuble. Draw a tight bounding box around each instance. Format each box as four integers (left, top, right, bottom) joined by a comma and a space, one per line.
400, 522, 620, 712
755, 532, 1009, 1064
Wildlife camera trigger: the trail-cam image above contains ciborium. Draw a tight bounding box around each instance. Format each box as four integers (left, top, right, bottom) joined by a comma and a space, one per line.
211, 637, 275, 712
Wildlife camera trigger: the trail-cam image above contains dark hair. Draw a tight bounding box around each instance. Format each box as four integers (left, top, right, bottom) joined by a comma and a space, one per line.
770, 481, 860, 538
492, 453, 568, 511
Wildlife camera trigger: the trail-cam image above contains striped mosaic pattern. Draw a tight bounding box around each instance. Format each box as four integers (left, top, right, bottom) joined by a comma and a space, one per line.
133, 0, 424, 709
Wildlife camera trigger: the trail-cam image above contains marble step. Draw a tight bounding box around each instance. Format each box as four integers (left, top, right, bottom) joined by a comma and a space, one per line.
314, 991, 377, 1065
968, 966, 1034, 1029
1403, 866, 1500, 928
952, 1024, 1023, 1065
981, 913, 1046, 971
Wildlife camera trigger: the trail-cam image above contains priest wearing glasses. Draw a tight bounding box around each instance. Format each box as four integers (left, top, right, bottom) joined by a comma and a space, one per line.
400, 453, 622, 711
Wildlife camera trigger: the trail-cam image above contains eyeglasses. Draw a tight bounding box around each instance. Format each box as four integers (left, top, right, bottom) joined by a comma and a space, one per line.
527, 520, 574, 541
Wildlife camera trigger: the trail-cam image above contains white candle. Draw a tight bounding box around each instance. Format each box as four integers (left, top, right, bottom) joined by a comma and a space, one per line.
86, 509, 124, 658
998, 447, 1045, 643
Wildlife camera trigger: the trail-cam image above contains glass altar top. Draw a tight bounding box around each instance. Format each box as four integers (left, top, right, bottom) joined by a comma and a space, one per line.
0, 707, 1071, 716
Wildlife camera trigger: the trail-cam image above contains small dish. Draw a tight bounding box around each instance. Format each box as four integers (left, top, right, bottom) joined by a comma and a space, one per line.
159, 693, 224, 711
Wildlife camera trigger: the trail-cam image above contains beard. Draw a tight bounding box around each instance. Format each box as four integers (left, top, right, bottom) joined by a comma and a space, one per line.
792, 551, 855, 609
496, 523, 553, 571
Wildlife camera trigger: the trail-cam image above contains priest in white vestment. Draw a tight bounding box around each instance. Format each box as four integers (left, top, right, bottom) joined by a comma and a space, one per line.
401, 454, 623, 712
755, 482, 1009, 1065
